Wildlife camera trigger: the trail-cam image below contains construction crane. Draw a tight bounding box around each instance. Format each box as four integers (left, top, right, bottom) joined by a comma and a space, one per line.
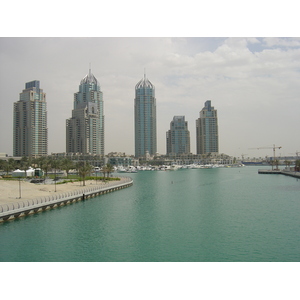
288, 151, 299, 159
249, 144, 282, 170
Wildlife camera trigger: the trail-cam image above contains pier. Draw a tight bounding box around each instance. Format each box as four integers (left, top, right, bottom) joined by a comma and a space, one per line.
258, 169, 300, 179
0, 177, 133, 223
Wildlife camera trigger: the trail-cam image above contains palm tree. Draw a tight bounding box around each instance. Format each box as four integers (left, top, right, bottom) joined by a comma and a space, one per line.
101, 164, 109, 180
51, 157, 62, 192
39, 156, 52, 184
6, 158, 17, 175
295, 160, 300, 172
61, 158, 74, 179
20, 156, 32, 177
106, 163, 114, 178
274, 159, 279, 170
76, 161, 92, 186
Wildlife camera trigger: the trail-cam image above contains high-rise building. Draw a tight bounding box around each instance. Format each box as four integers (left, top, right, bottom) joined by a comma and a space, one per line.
134, 74, 157, 158
66, 69, 104, 155
196, 100, 219, 154
166, 116, 190, 155
13, 80, 48, 157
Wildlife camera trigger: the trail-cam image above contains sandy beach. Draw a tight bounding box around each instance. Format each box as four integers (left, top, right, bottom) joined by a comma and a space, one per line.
0, 179, 111, 205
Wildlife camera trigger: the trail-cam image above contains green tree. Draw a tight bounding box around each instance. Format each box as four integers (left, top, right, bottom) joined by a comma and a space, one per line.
295, 160, 300, 172
61, 158, 74, 179
38, 156, 52, 183
106, 163, 114, 178
5, 158, 17, 175
274, 159, 279, 170
76, 161, 92, 186
0, 159, 5, 171
20, 156, 32, 177
101, 165, 108, 179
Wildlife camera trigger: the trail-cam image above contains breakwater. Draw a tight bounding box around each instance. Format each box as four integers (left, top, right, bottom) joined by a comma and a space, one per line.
0, 177, 133, 223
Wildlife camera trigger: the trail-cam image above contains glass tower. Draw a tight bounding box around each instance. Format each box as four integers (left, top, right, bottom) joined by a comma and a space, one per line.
166, 116, 190, 155
134, 74, 157, 158
66, 69, 104, 155
196, 100, 219, 154
13, 80, 48, 157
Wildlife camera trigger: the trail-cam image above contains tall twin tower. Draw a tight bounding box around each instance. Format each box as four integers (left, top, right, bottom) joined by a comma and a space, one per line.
13, 71, 218, 158
66, 69, 104, 155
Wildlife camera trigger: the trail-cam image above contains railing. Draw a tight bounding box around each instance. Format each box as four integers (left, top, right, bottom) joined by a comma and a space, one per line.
0, 177, 133, 220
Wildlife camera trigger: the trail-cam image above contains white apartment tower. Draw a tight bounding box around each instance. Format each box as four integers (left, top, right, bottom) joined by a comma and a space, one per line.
13, 80, 48, 157
196, 100, 219, 155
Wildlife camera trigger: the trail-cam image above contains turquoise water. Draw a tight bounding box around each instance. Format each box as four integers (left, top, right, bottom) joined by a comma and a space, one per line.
1, 166, 300, 262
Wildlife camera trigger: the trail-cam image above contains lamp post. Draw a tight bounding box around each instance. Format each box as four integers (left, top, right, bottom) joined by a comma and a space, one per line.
54, 157, 57, 192
18, 176, 21, 199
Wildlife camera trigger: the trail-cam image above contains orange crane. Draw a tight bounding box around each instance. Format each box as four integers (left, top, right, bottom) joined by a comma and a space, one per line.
249, 144, 282, 170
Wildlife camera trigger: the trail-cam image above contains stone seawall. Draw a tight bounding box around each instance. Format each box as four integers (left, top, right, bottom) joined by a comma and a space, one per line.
0, 177, 133, 223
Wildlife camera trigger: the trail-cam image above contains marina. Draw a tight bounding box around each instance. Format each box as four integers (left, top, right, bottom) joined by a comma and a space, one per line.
1, 166, 299, 262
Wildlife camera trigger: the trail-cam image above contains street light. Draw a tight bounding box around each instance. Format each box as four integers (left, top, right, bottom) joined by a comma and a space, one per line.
18, 176, 22, 199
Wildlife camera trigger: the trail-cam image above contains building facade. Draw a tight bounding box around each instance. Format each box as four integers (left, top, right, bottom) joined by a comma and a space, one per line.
13, 80, 48, 157
196, 100, 219, 154
66, 69, 104, 155
134, 74, 157, 158
166, 116, 190, 155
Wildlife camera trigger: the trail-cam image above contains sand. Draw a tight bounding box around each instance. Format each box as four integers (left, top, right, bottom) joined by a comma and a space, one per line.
0, 179, 113, 205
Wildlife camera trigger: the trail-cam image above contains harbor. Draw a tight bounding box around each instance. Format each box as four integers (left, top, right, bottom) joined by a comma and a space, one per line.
1, 166, 299, 262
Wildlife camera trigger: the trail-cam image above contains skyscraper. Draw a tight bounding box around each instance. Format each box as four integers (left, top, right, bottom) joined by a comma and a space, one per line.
196, 100, 219, 154
13, 80, 48, 157
134, 74, 157, 158
166, 116, 190, 155
66, 69, 104, 155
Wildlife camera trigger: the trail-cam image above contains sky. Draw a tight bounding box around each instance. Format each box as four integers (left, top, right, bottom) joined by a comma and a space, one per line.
1, 37, 299, 159
0, 1, 299, 160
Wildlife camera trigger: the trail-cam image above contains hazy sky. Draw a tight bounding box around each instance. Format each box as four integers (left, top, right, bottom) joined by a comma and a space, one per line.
0, 37, 299, 158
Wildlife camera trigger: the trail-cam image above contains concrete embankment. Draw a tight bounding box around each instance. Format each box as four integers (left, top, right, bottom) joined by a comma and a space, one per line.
0, 177, 133, 223
258, 169, 300, 179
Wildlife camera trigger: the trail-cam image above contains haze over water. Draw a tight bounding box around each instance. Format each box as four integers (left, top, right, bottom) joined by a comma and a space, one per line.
1, 166, 299, 262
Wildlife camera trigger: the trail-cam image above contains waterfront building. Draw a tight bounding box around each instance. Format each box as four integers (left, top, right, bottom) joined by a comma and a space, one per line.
66, 69, 104, 155
196, 100, 219, 155
166, 116, 190, 155
13, 80, 48, 157
134, 73, 157, 158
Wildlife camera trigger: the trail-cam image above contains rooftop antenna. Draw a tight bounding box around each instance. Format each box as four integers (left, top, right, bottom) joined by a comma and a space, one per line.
89, 63, 91, 76
144, 68, 146, 79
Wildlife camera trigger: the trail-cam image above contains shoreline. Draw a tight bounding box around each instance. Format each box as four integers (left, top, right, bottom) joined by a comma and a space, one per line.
0, 178, 123, 205
0, 177, 133, 222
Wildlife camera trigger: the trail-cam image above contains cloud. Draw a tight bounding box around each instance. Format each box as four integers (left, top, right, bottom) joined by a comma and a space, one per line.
0, 37, 299, 158
262, 37, 300, 48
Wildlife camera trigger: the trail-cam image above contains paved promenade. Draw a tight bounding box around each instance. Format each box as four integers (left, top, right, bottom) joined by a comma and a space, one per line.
0, 177, 133, 222
0, 178, 130, 205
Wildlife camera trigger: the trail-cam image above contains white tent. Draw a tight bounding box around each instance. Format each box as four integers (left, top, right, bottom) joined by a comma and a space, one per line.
12, 167, 35, 177
12, 169, 25, 177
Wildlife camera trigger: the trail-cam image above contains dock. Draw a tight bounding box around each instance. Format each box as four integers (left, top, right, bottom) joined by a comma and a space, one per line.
0, 177, 133, 223
258, 169, 300, 179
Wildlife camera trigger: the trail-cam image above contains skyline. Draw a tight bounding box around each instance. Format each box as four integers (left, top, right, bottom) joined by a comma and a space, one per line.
0, 37, 299, 159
